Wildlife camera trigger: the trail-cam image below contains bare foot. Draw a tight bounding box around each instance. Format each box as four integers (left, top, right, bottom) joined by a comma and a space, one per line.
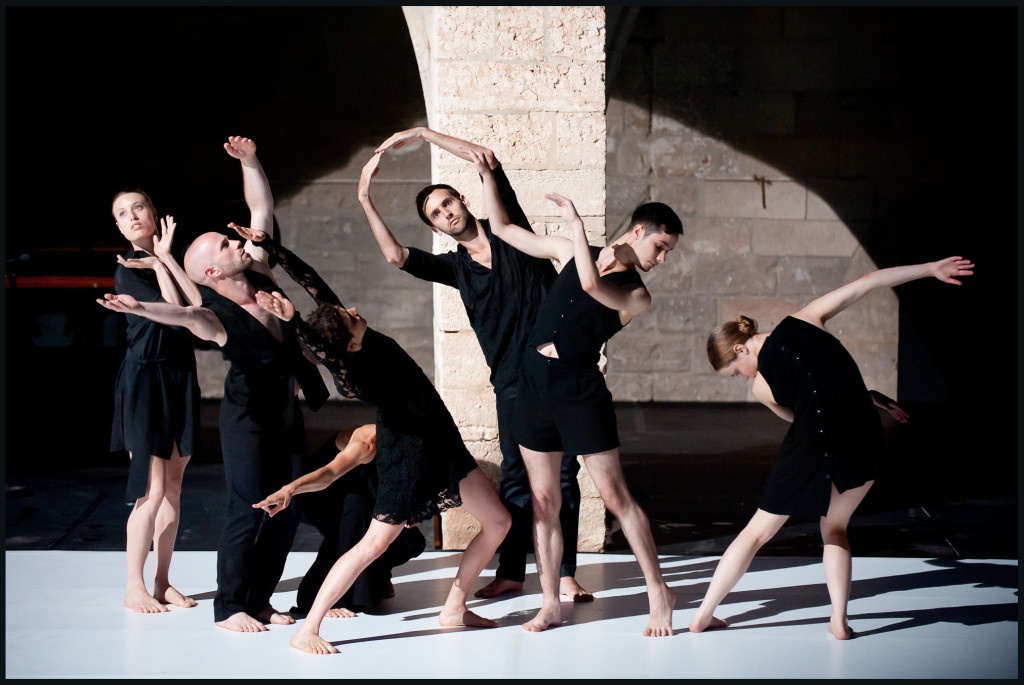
828, 619, 853, 640
155, 585, 197, 609
688, 614, 728, 633
642, 583, 676, 637
474, 577, 523, 599
216, 611, 268, 632
125, 588, 169, 614
560, 576, 594, 603
522, 606, 561, 632
256, 606, 295, 625
326, 607, 357, 619
439, 609, 498, 628
291, 629, 338, 655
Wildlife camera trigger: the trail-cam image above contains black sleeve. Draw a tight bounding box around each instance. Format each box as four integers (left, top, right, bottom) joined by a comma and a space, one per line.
401, 247, 459, 288
294, 317, 361, 400
258, 234, 344, 308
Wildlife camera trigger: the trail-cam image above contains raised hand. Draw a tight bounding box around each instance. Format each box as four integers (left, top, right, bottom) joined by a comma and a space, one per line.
545, 192, 583, 224
223, 135, 257, 161
256, 290, 295, 322
375, 127, 421, 154
153, 215, 177, 260
227, 221, 267, 243
931, 256, 975, 286
116, 254, 159, 271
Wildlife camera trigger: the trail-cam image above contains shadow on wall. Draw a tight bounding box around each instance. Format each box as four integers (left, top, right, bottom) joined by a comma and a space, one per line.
605, 6, 1015, 490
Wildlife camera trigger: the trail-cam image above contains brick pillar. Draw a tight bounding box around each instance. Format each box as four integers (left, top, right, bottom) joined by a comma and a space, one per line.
401, 6, 610, 551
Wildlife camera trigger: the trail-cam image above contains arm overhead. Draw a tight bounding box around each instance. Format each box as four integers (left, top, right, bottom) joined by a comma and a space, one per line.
469, 149, 571, 265
795, 256, 975, 328
224, 136, 275, 279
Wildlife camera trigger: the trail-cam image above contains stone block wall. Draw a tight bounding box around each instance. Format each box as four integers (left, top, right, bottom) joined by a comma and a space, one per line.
404, 6, 610, 551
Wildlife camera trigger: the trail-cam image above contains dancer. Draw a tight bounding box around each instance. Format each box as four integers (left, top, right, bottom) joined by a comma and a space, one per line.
99, 136, 330, 633
256, 423, 426, 617
469, 149, 682, 636
229, 224, 510, 654
692, 255, 975, 639
109, 190, 202, 613
367, 127, 590, 602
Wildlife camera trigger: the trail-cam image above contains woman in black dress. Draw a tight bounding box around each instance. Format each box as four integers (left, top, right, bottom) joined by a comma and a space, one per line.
691, 255, 974, 639
238, 225, 511, 655
109, 190, 202, 613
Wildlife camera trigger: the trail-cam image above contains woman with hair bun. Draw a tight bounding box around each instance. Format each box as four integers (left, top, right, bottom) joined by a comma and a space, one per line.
691, 255, 974, 640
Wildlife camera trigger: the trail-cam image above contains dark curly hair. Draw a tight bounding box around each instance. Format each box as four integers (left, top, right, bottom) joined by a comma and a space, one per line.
306, 303, 354, 351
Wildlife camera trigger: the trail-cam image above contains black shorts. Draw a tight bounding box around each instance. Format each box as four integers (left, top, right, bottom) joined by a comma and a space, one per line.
511, 348, 619, 456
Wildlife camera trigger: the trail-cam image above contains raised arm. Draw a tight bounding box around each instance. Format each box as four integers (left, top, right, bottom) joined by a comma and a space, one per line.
544, 191, 651, 321
376, 126, 492, 164
96, 293, 227, 346
468, 149, 570, 264
358, 152, 411, 268
152, 215, 203, 307
224, 136, 274, 277
251, 424, 377, 517
795, 256, 975, 328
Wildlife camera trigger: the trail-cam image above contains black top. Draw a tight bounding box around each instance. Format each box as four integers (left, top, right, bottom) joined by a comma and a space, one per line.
756, 316, 884, 517
526, 246, 645, 368
200, 271, 328, 426
116, 250, 195, 364
401, 167, 556, 393
260, 236, 478, 525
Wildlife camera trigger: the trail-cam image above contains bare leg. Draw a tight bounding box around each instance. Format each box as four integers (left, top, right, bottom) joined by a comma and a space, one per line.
519, 447, 564, 632
821, 480, 873, 640
438, 468, 511, 628
290, 521, 403, 654
124, 453, 167, 613
689, 508, 788, 633
151, 448, 196, 608
583, 450, 676, 637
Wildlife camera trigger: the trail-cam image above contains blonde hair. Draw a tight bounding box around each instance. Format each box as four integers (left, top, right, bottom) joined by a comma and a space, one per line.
707, 315, 758, 371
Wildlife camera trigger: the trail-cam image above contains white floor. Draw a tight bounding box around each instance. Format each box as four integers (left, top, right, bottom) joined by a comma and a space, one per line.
5, 551, 1018, 680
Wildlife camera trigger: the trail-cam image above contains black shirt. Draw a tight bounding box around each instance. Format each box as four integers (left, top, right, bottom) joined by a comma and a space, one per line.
401, 167, 556, 393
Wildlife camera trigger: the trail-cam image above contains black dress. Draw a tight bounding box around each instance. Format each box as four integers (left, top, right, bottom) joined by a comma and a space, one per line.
109, 251, 200, 503
263, 237, 478, 526
756, 316, 884, 518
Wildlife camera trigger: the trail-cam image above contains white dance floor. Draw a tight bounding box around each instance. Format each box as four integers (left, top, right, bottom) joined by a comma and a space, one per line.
5, 550, 1017, 679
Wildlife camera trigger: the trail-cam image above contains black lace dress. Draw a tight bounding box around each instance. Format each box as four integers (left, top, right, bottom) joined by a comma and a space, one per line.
264, 237, 477, 525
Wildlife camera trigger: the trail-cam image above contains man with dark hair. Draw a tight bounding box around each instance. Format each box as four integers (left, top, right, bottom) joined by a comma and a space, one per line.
359, 127, 592, 602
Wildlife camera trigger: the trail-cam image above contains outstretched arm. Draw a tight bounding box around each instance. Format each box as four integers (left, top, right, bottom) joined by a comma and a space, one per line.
795, 256, 975, 327
224, 136, 275, 277
96, 293, 226, 346
252, 424, 377, 517
468, 149, 571, 264
358, 152, 411, 268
